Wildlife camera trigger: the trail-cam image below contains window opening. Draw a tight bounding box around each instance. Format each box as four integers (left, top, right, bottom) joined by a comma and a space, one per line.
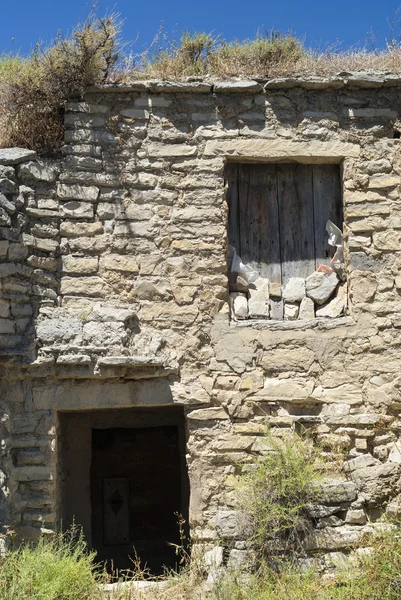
226, 162, 345, 321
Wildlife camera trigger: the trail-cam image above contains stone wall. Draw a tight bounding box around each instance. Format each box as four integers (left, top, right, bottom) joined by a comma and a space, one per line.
1, 75, 401, 567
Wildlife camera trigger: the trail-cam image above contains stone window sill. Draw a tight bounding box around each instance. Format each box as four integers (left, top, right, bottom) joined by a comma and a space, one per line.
231, 315, 355, 331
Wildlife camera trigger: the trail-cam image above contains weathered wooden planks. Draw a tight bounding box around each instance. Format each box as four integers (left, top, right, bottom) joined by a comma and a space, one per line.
226, 162, 343, 318
277, 163, 315, 284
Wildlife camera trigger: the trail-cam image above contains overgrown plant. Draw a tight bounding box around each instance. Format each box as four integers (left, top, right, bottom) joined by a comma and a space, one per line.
237, 427, 323, 563
214, 523, 401, 600
0, 526, 99, 600
0, 11, 122, 153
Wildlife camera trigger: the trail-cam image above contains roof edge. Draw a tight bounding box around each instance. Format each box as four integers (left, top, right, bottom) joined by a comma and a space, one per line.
83, 73, 401, 94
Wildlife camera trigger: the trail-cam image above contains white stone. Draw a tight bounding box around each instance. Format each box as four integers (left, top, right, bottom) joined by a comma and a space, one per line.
306, 272, 339, 305
299, 296, 315, 319
316, 297, 345, 318
388, 443, 401, 464
248, 277, 269, 318
230, 293, 248, 319
283, 277, 305, 302
284, 302, 299, 320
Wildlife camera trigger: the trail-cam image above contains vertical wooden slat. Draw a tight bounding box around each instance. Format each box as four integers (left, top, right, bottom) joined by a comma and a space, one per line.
237, 163, 281, 282
225, 163, 240, 253
313, 165, 343, 268
277, 163, 315, 286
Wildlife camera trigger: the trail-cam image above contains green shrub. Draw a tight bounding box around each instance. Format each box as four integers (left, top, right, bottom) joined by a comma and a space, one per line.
237, 428, 323, 562
0, 527, 99, 600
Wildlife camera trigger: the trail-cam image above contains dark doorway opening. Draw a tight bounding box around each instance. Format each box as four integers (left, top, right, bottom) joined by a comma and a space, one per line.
91, 425, 186, 574
58, 406, 189, 577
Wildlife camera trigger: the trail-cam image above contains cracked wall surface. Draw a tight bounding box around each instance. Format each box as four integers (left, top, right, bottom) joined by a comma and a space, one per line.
1, 75, 401, 566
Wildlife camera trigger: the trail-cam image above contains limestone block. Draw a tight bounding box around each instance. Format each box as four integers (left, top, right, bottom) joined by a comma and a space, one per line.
248, 277, 269, 318
27, 256, 57, 271
283, 277, 305, 302
216, 510, 238, 537
59, 222, 103, 237
316, 297, 345, 318
64, 114, 106, 128
145, 143, 197, 157
306, 505, 341, 519
19, 161, 57, 182
254, 377, 314, 402
186, 408, 229, 421
124, 204, 153, 221
97, 202, 120, 220
319, 479, 358, 503
368, 175, 400, 189
36, 317, 83, 344
299, 296, 315, 319
60, 276, 107, 297
60, 201, 94, 219
345, 509, 367, 524
140, 303, 199, 325
373, 230, 401, 250
306, 272, 339, 305
62, 257, 99, 274
99, 254, 139, 273
134, 279, 172, 300
312, 383, 362, 405
89, 304, 136, 323
0, 148, 36, 165
307, 525, 370, 551
284, 302, 299, 320
0, 192, 16, 214
22, 235, 58, 253
349, 462, 401, 505
229, 293, 248, 319
57, 183, 99, 202
66, 102, 109, 114
350, 271, 377, 303
82, 321, 127, 346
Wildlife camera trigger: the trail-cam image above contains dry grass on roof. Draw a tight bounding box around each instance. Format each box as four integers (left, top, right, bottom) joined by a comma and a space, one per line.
1, 14, 401, 154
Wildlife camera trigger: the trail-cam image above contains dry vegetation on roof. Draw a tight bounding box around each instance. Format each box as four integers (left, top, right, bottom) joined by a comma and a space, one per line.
1, 12, 401, 153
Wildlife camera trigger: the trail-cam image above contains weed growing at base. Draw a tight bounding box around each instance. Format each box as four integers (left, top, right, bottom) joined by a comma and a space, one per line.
237, 428, 323, 562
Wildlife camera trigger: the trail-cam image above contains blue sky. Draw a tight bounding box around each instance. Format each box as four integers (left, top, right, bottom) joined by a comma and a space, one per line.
1, 0, 401, 56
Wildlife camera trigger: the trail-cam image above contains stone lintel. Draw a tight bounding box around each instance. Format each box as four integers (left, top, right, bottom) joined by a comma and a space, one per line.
205, 139, 360, 161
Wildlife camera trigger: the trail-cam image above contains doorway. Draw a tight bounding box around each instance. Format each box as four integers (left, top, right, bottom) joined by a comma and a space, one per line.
58, 406, 189, 575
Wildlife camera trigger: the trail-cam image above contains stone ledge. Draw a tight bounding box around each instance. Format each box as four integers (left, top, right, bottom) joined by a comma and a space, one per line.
83, 73, 401, 95
0, 148, 37, 165
233, 315, 356, 331
97, 356, 165, 367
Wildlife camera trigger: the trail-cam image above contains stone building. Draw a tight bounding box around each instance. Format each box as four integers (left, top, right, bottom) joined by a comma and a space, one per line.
1, 74, 401, 572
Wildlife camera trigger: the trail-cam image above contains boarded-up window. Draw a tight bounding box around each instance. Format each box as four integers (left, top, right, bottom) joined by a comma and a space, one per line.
226, 162, 343, 319
226, 162, 342, 284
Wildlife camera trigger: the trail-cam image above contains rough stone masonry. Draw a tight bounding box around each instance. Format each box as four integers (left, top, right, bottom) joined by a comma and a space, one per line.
1, 73, 401, 570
